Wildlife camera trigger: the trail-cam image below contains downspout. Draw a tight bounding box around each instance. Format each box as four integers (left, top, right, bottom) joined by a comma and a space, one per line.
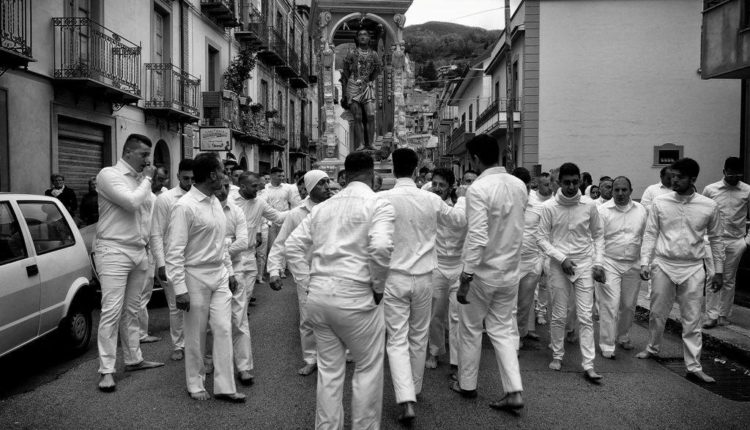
179, 0, 186, 161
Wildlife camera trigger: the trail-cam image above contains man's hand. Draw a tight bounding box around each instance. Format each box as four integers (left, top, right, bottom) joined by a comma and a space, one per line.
176, 293, 190, 312
228, 276, 238, 294
561, 258, 577, 276
142, 165, 157, 179
710, 273, 723, 293
256, 233, 263, 249
269, 275, 283, 291
157, 266, 167, 284
456, 185, 468, 198
373, 291, 383, 305
592, 265, 606, 283
457, 272, 473, 305
640, 265, 651, 281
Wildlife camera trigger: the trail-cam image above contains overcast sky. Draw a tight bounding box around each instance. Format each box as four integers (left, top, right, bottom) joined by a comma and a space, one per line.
404, 0, 521, 30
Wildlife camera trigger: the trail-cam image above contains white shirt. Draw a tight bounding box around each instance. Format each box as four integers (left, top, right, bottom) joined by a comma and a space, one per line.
264, 182, 302, 212
380, 178, 466, 276
640, 191, 725, 283
520, 194, 545, 260
267, 197, 316, 278
95, 160, 153, 261
286, 181, 395, 293
231, 191, 287, 272
421, 182, 432, 191
222, 199, 249, 269
435, 196, 467, 275
597, 199, 648, 274
595, 197, 611, 207
165, 187, 232, 296
537, 189, 605, 272
702, 179, 750, 240
529, 189, 552, 206
150, 186, 189, 268
640, 182, 671, 209
461, 167, 528, 286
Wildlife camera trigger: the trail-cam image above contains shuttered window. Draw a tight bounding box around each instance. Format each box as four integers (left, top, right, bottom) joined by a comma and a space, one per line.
57, 118, 105, 205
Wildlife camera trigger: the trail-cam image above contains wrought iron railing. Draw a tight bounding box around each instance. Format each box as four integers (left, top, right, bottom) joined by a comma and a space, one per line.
144, 63, 200, 117
268, 26, 288, 62
300, 59, 309, 81
52, 17, 141, 97
1, 0, 32, 59
269, 121, 286, 142
289, 132, 301, 151
475, 98, 522, 130
288, 48, 300, 74
451, 122, 466, 144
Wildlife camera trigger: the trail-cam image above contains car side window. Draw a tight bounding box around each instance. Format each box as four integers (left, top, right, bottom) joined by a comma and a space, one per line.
0, 202, 28, 265
17, 201, 75, 255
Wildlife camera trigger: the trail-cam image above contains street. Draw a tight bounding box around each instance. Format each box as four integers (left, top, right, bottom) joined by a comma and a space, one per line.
1, 277, 749, 429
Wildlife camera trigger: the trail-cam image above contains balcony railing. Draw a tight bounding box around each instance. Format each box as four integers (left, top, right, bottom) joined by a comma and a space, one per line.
289, 132, 302, 152
200, 0, 240, 28
475, 98, 522, 131
144, 63, 200, 122
202, 90, 242, 134
235, 4, 268, 48
52, 17, 141, 103
270, 121, 286, 141
448, 122, 474, 156
291, 58, 309, 88
1, 0, 34, 67
257, 26, 287, 66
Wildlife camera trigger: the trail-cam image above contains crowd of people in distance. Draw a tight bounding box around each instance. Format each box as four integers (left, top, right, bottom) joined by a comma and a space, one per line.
81, 132, 747, 429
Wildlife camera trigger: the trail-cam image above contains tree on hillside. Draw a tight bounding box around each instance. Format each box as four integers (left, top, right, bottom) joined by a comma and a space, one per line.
420, 61, 438, 90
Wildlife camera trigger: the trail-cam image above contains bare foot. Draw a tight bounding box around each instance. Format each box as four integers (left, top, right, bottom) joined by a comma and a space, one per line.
298, 363, 317, 376
549, 359, 562, 371
425, 355, 438, 369
98, 374, 116, 392
190, 390, 210, 401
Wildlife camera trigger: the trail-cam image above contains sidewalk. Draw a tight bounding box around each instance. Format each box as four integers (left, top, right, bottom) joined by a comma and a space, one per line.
636, 281, 750, 364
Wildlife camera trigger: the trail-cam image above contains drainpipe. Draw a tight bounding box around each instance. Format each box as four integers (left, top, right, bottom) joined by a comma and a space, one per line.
179, 0, 186, 161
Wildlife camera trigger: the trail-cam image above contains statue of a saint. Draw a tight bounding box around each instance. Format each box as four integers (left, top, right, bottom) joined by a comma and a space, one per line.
340, 29, 381, 151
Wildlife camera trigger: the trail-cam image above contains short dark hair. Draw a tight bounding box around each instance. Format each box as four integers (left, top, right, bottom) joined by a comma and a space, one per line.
670, 158, 700, 179
466, 134, 499, 166
178, 159, 194, 173
192, 153, 222, 183
581, 172, 592, 182
512, 167, 531, 185
432, 168, 455, 187
599, 176, 612, 183
539, 172, 550, 179
463, 169, 478, 177
344, 151, 374, 177
725, 156, 742, 172
393, 148, 419, 178
51, 173, 63, 182
558, 162, 581, 180
239, 171, 260, 184
123, 134, 152, 154
231, 165, 245, 173
659, 166, 670, 178
419, 167, 430, 175
270, 167, 284, 174
337, 170, 346, 179
296, 177, 305, 186
612, 175, 632, 190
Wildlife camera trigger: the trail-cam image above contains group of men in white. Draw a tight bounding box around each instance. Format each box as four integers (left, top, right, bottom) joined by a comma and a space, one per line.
92, 132, 748, 429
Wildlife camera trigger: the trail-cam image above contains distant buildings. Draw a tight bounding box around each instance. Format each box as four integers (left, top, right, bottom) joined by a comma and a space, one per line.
434, 0, 740, 197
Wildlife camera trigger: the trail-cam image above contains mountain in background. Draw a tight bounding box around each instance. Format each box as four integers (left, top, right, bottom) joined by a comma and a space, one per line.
404, 21, 501, 90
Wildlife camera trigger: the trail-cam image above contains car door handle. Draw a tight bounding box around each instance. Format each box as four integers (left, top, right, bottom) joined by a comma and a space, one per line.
26, 264, 39, 277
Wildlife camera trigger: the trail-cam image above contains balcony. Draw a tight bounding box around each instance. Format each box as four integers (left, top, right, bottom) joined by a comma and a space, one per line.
261, 121, 286, 150
278, 48, 299, 78
235, 5, 268, 49
1, 0, 34, 68
289, 132, 304, 155
240, 109, 269, 142
202, 90, 243, 135
144, 63, 200, 123
257, 26, 287, 66
447, 122, 474, 156
291, 59, 309, 88
701, 0, 750, 78
475, 98, 522, 132
200, 0, 240, 28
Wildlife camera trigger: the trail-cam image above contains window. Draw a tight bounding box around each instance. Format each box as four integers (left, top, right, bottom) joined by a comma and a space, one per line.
0, 203, 27, 265
468, 105, 473, 132
0, 89, 8, 192
494, 82, 500, 103
17, 202, 75, 255
260, 80, 269, 108
653, 143, 684, 166
208, 45, 220, 91
277, 90, 283, 120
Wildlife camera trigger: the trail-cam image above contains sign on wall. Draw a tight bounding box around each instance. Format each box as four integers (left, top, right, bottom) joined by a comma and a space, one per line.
199, 127, 232, 151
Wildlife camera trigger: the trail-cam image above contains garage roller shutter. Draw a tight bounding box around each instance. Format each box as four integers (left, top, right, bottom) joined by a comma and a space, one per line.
58, 118, 106, 210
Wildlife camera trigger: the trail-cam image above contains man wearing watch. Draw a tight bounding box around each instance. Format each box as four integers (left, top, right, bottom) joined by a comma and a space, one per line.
451, 134, 527, 412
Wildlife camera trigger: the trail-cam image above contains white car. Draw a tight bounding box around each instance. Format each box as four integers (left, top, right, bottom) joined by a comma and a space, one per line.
0, 194, 95, 358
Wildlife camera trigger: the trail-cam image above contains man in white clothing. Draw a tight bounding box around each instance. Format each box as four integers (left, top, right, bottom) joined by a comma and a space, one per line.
450, 134, 526, 411
703, 157, 750, 328
380, 148, 466, 423
531, 173, 554, 326
537, 162, 606, 383
151, 159, 195, 361
595, 177, 613, 206
166, 153, 245, 402
426, 168, 466, 374
596, 176, 648, 358
268, 170, 332, 376
264, 167, 302, 279
95, 134, 164, 392
286, 152, 395, 430
637, 158, 724, 383
640, 166, 673, 210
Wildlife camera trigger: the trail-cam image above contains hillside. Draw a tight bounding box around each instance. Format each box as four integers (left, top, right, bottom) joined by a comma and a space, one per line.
404, 21, 501, 90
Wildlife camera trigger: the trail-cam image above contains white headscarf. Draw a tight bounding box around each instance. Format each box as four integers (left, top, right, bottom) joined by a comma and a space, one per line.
304, 170, 329, 194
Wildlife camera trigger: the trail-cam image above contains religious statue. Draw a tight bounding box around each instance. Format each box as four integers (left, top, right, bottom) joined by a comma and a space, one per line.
340, 29, 381, 151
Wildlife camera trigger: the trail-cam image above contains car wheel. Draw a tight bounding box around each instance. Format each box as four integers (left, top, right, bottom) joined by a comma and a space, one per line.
60, 297, 92, 355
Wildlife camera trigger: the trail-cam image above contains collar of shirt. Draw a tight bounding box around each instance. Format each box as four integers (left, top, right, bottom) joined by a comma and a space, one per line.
476, 166, 507, 179
719, 179, 748, 190
394, 178, 417, 188
602, 199, 634, 212
188, 186, 213, 203
303, 196, 316, 211
671, 191, 697, 204
115, 159, 140, 179
344, 181, 374, 194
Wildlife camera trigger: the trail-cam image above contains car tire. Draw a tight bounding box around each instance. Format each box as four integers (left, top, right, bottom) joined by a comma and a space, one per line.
59, 297, 92, 355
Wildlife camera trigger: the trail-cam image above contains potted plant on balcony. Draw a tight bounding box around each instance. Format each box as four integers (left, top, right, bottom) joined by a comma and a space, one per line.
250, 102, 263, 114
265, 109, 278, 119
223, 47, 257, 95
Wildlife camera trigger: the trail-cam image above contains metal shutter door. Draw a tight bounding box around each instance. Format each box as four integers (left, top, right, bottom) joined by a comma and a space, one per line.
58, 118, 105, 206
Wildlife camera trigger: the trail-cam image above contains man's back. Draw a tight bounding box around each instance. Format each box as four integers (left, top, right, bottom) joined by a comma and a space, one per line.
264, 183, 300, 211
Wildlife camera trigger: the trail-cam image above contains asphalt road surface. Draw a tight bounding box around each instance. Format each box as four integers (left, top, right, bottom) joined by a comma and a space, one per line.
1, 277, 749, 429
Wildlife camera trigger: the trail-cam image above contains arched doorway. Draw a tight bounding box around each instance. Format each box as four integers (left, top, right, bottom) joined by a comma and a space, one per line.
153, 139, 171, 171
239, 155, 248, 171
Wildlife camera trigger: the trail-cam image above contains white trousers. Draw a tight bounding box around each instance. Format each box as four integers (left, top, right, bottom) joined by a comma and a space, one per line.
384, 272, 432, 403
306, 277, 385, 430
428, 268, 460, 358
457, 278, 523, 393
548, 262, 596, 370
297, 280, 317, 364
244, 256, 259, 303
162, 275, 185, 351
595, 267, 641, 353
646, 265, 705, 372
256, 229, 268, 280
232, 271, 256, 372
95, 249, 147, 374
707, 237, 746, 319
138, 260, 157, 339
516, 263, 542, 338
183, 269, 236, 395
266, 224, 281, 275
448, 284, 460, 366
535, 258, 550, 317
